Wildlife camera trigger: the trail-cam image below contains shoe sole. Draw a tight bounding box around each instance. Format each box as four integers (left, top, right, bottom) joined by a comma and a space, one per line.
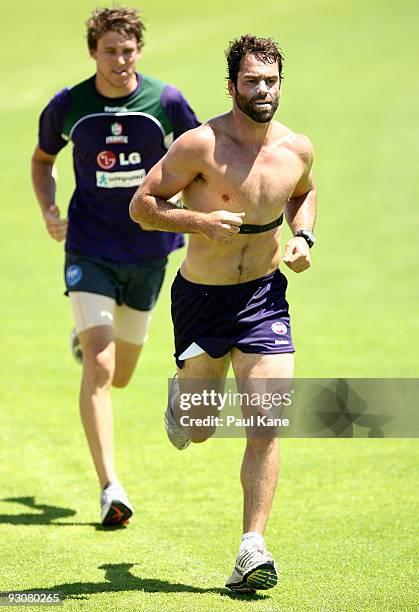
102, 501, 133, 527
245, 563, 278, 590
226, 562, 278, 593
225, 583, 256, 594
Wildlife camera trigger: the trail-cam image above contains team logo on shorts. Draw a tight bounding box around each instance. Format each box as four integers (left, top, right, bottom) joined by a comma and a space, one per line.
97, 150, 117, 169
66, 265, 82, 287
271, 321, 287, 335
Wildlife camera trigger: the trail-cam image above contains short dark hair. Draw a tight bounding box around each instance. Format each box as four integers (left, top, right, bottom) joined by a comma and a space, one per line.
86, 6, 145, 50
226, 34, 284, 85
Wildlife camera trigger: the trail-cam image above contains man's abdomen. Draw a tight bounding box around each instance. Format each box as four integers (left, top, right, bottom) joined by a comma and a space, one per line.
181, 232, 282, 285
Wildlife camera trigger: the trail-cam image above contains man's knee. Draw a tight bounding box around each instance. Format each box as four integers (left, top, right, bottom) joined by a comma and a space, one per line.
83, 346, 115, 387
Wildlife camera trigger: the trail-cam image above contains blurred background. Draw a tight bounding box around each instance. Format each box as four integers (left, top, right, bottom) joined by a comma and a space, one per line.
2, 0, 418, 380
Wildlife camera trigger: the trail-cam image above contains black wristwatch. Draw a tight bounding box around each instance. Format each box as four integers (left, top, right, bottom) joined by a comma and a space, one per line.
294, 229, 316, 248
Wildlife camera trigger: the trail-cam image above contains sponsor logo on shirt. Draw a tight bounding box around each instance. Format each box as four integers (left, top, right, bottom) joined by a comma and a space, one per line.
106, 122, 128, 144
97, 151, 141, 169
97, 150, 117, 169
120, 152, 141, 165
104, 105, 128, 113
271, 322, 287, 335
96, 169, 146, 188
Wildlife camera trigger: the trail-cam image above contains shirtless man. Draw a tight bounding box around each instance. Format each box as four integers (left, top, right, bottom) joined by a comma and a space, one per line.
129, 34, 316, 592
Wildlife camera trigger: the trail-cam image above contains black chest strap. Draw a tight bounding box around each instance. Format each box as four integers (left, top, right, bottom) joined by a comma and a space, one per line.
239, 213, 283, 234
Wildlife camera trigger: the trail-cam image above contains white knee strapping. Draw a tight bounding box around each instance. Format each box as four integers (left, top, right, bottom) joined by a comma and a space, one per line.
69, 292, 152, 345
113, 304, 152, 345
70, 292, 115, 333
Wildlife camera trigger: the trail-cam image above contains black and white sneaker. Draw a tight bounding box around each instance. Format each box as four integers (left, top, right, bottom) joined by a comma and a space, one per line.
100, 482, 133, 527
164, 375, 190, 450
225, 543, 279, 593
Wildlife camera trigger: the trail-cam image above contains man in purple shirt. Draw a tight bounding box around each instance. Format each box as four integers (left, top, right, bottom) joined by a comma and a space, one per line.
31, 6, 199, 526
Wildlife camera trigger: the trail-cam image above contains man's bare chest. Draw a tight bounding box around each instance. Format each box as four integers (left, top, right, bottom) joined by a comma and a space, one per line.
208, 146, 303, 208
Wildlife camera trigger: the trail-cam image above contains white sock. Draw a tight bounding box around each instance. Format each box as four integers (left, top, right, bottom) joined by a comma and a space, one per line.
240, 532, 265, 550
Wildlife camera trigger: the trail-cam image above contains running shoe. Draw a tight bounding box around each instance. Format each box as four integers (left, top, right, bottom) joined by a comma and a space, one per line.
225, 543, 279, 593
164, 375, 190, 450
100, 482, 133, 527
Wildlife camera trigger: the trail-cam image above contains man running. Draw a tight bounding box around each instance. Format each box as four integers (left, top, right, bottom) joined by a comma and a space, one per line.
32, 6, 199, 526
130, 34, 316, 591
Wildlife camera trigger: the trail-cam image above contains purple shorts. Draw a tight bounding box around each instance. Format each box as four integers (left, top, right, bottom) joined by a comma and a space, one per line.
171, 269, 295, 368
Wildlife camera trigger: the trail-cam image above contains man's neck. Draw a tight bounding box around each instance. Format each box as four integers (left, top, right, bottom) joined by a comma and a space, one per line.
229, 107, 273, 146
94, 73, 138, 99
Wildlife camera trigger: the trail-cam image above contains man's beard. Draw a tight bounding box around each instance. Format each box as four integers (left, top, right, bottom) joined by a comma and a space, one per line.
235, 89, 279, 123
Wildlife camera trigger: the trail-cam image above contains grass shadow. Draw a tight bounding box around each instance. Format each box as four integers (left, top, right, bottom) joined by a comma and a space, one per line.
13, 563, 268, 601
1, 500, 270, 600
0, 496, 138, 530
0, 496, 77, 524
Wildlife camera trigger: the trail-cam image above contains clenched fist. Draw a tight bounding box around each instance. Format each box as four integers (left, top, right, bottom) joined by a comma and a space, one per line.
283, 236, 311, 273
44, 205, 68, 242
201, 210, 245, 242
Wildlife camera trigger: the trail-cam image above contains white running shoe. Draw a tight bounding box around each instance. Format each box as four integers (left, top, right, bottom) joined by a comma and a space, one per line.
100, 482, 133, 527
70, 328, 83, 364
164, 375, 190, 450
225, 543, 279, 593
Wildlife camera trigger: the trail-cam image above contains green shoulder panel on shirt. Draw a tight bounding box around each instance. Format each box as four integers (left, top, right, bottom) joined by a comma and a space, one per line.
61, 78, 103, 139
132, 74, 173, 136
61, 74, 173, 140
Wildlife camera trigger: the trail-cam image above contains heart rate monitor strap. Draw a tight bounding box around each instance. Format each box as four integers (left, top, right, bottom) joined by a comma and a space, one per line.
239, 214, 283, 234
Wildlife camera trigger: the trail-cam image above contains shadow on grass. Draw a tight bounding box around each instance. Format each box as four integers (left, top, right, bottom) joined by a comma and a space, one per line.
0, 497, 77, 524
21, 563, 268, 601
1, 501, 269, 600
0, 496, 126, 531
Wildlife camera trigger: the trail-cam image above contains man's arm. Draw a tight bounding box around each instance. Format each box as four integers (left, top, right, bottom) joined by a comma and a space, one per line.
283, 136, 317, 273
31, 146, 68, 242
129, 128, 244, 242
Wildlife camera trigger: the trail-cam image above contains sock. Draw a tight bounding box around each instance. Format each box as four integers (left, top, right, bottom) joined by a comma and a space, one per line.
102, 480, 119, 492
240, 531, 265, 550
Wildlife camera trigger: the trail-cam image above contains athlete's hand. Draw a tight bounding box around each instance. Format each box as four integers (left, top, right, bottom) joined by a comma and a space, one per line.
283, 237, 311, 273
201, 211, 245, 242
44, 205, 68, 242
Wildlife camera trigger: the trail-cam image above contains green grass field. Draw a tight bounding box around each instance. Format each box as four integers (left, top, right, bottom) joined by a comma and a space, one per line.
1, 0, 418, 609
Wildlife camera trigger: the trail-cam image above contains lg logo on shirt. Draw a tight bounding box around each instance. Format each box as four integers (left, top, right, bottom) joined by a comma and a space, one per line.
97, 151, 142, 170
97, 151, 116, 169
120, 152, 141, 166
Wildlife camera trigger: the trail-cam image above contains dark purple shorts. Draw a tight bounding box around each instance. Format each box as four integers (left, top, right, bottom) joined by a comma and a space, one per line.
171, 269, 295, 368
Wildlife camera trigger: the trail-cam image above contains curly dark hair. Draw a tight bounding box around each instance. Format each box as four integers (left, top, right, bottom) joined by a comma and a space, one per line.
226, 34, 284, 85
86, 6, 145, 50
